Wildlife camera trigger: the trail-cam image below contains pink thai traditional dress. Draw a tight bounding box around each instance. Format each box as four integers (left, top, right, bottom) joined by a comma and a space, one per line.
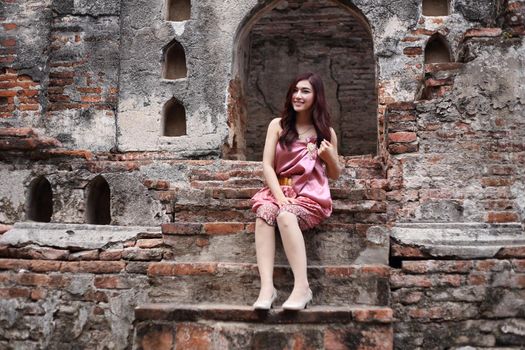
251, 136, 332, 230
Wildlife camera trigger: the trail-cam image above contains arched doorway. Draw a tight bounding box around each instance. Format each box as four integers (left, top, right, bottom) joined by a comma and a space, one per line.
230, 0, 377, 161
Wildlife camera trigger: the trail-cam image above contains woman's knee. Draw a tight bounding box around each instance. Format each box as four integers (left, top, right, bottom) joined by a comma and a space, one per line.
276, 211, 298, 230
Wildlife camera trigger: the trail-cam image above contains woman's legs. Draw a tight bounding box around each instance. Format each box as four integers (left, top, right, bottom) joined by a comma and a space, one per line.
276, 211, 310, 303
254, 218, 276, 302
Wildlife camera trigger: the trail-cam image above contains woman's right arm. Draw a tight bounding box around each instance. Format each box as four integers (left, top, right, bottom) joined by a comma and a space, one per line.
261, 118, 293, 206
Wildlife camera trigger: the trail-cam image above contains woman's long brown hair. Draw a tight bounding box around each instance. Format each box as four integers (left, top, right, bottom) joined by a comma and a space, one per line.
279, 72, 332, 149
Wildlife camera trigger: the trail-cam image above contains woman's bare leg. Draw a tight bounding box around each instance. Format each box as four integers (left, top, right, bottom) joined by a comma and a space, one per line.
276, 211, 310, 303
254, 218, 276, 302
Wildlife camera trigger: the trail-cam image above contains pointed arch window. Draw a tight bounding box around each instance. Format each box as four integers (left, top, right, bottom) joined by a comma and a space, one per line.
422, 0, 450, 16
163, 40, 187, 80
163, 98, 187, 136
166, 0, 191, 21
425, 35, 452, 64
86, 175, 111, 225
27, 176, 53, 222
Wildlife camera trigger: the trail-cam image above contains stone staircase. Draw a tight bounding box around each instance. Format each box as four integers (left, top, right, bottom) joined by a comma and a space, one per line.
132, 158, 394, 349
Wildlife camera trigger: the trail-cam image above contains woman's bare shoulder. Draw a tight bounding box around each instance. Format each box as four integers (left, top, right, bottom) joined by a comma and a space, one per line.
268, 117, 282, 132
269, 117, 282, 126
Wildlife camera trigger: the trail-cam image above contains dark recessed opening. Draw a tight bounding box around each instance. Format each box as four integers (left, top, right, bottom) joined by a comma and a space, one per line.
163, 41, 187, 80
163, 98, 187, 136
389, 255, 403, 269
86, 175, 111, 225
422, 0, 449, 16
166, 0, 191, 21
425, 35, 452, 64
27, 176, 53, 223
0, 97, 8, 105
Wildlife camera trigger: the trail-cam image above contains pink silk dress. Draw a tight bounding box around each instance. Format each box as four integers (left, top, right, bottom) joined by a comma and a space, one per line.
251, 136, 332, 230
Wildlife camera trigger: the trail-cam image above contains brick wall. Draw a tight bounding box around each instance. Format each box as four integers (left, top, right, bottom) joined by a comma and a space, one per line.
392, 257, 525, 349
0, 235, 163, 349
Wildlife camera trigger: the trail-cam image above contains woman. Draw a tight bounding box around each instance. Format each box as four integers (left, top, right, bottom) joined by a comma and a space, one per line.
251, 72, 342, 310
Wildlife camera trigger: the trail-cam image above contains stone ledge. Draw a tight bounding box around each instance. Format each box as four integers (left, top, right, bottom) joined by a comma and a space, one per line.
0, 222, 160, 250
135, 304, 393, 324
391, 222, 525, 259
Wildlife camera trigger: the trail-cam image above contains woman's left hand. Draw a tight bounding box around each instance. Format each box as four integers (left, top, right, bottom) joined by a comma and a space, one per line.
317, 139, 337, 163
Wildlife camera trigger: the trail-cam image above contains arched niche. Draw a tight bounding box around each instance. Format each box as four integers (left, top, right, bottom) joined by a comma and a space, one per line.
425, 34, 452, 64
26, 176, 53, 222
163, 98, 187, 136
86, 175, 111, 225
422, 0, 450, 16
166, 0, 191, 21
229, 0, 377, 160
163, 40, 187, 80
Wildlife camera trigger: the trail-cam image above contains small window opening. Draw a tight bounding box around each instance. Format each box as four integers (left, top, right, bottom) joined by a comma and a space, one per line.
86, 175, 111, 225
163, 41, 187, 80
163, 98, 187, 136
27, 176, 53, 222
166, 0, 191, 21
0, 97, 8, 105
422, 0, 450, 16
425, 35, 452, 64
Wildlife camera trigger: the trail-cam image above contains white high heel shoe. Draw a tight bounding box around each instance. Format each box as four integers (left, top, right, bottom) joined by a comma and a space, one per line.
253, 288, 278, 310
282, 288, 313, 310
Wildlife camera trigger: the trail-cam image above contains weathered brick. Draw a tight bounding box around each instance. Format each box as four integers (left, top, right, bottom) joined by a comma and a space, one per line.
202, 222, 245, 235
30, 288, 47, 300
174, 323, 211, 350
391, 273, 432, 288
388, 132, 417, 143
464, 28, 502, 38
0, 38, 16, 47
2, 23, 17, 31
487, 211, 519, 223
136, 239, 164, 249
141, 326, 174, 350
353, 308, 393, 323
0, 258, 31, 270
148, 262, 217, 276
402, 260, 473, 274
403, 47, 423, 56
29, 260, 61, 272
60, 261, 126, 274
0, 287, 30, 299
94, 276, 130, 289
121, 248, 163, 261
68, 250, 99, 261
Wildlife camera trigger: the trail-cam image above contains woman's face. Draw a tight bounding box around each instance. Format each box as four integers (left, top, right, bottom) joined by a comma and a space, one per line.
292, 80, 315, 114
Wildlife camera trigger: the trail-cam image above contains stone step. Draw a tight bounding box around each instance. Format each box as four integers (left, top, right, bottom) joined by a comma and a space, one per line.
133, 304, 393, 350
146, 262, 390, 307
162, 222, 389, 266
173, 199, 389, 224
